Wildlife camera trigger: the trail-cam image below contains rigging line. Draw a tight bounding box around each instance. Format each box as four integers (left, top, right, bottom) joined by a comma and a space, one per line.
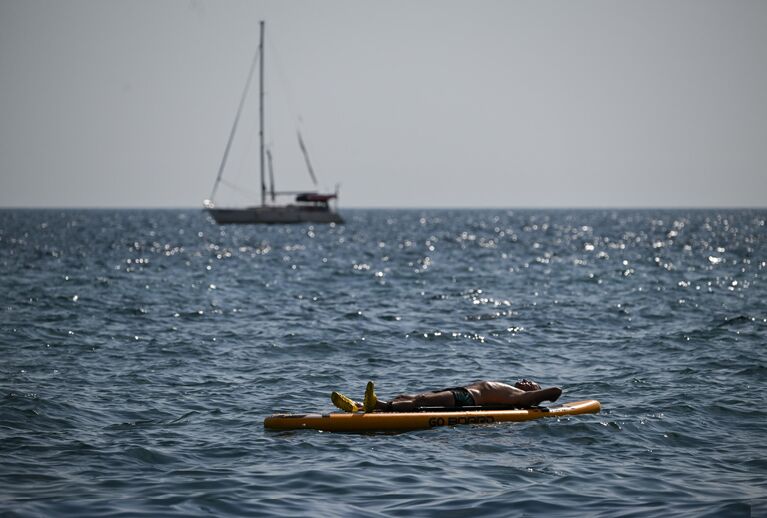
265, 33, 301, 125
297, 130, 318, 186
208, 46, 261, 203
267, 30, 321, 187
219, 178, 260, 198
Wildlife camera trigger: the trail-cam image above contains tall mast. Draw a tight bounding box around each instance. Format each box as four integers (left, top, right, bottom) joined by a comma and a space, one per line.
259, 20, 266, 206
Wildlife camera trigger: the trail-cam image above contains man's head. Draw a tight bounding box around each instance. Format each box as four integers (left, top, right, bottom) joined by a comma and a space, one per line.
514, 379, 541, 391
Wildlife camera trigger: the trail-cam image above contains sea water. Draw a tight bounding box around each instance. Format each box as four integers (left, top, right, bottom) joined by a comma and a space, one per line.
1, 208, 765, 516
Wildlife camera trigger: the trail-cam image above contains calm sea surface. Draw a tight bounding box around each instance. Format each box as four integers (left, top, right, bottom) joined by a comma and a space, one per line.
1, 209, 765, 517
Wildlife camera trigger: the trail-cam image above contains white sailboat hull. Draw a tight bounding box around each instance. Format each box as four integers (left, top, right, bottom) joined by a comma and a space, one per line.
206, 206, 343, 224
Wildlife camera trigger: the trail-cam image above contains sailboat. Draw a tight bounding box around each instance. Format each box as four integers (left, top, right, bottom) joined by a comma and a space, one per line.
204, 21, 343, 225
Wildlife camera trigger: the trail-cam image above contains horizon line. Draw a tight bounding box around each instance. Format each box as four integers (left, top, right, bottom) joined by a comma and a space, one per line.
1, 205, 765, 211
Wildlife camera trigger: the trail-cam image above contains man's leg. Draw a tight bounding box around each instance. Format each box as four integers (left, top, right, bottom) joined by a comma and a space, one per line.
388, 390, 456, 412
361, 382, 458, 412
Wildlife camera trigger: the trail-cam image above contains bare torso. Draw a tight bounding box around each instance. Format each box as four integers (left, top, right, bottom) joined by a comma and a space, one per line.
465, 381, 526, 406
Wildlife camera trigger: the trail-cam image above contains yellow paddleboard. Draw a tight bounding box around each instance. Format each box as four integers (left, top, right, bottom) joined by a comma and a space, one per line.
264, 399, 601, 432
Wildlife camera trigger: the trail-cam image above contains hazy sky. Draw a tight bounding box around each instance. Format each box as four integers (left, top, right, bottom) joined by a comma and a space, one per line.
1, 0, 765, 208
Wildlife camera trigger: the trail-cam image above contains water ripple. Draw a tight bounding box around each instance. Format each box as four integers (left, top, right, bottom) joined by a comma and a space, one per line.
1, 209, 765, 516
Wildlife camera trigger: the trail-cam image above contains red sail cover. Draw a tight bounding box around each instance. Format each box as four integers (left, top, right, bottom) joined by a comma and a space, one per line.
296, 193, 337, 203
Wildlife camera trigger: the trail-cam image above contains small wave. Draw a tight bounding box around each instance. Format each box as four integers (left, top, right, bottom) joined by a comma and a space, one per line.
123, 446, 176, 465
465, 310, 511, 321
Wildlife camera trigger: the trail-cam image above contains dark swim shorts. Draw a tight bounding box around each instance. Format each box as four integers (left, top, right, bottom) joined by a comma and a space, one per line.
447, 387, 476, 407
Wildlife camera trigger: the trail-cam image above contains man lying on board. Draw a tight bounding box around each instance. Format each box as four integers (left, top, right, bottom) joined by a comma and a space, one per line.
331, 380, 562, 413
